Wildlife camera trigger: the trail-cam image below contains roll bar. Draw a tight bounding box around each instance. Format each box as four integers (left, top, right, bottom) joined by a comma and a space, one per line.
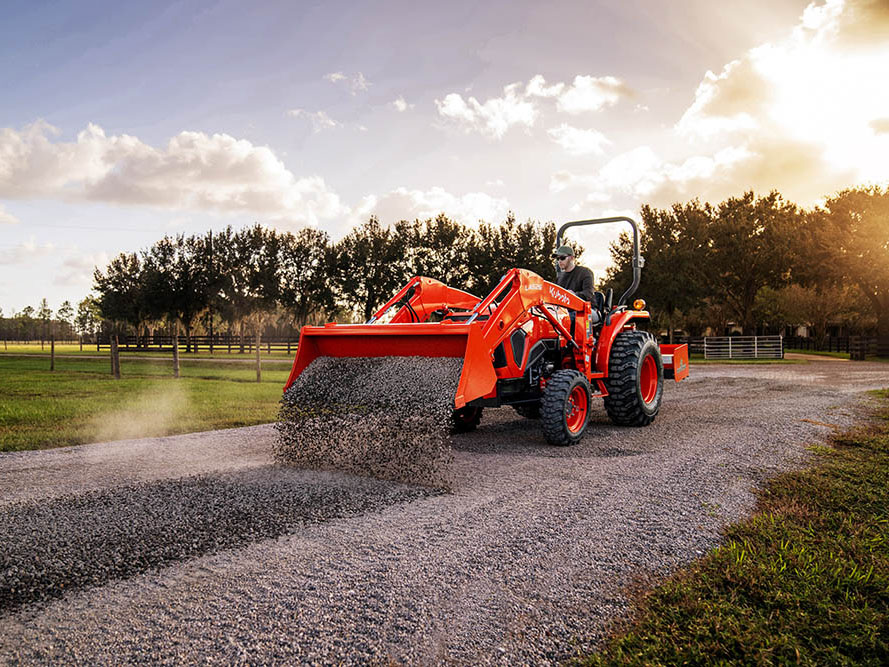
555, 216, 644, 307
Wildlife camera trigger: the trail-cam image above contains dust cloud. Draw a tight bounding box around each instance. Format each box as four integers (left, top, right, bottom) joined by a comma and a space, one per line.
87, 381, 190, 443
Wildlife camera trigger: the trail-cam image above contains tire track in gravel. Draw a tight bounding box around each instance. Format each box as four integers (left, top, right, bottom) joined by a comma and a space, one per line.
0, 467, 437, 613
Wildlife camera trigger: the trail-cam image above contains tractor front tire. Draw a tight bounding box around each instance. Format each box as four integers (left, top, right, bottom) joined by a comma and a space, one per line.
513, 402, 541, 419
541, 370, 591, 446
452, 406, 483, 433
603, 331, 663, 426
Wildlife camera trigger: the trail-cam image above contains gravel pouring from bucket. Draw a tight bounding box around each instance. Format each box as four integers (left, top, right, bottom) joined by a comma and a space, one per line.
274, 357, 464, 488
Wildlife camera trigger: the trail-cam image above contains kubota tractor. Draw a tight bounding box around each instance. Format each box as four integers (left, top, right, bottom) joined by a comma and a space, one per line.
283, 216, 688, 446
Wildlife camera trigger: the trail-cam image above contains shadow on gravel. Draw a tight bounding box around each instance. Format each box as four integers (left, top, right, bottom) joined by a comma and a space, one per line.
0, 466, 438, 614
451, 409, 647, 458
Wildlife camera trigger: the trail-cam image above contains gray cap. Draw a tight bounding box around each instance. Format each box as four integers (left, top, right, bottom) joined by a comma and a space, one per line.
553, 245, 574, 258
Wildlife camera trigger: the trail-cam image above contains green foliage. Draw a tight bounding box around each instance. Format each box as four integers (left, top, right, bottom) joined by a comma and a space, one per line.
584, 393, 889, 665
332, 217, 412, 321
93, 252, 149, 331
807, 186, 889, 336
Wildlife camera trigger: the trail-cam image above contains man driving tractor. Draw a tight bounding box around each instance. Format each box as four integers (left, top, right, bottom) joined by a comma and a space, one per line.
554, 244, 594, 301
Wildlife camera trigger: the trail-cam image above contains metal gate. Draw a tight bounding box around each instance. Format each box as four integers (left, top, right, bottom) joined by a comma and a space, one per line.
703, 335, 784, 360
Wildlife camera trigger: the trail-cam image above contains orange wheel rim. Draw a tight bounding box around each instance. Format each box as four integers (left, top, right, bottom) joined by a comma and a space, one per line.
566, 385, 588, 433
640, 354, 657, 404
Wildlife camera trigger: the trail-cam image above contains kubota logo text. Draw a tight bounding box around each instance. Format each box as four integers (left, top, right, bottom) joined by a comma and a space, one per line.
549, 286, 570, 305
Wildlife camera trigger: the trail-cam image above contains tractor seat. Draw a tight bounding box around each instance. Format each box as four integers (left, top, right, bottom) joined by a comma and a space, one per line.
590, 291, 606, 326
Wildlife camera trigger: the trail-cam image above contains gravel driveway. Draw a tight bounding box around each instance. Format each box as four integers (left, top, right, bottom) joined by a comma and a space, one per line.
1, 361, 887, 665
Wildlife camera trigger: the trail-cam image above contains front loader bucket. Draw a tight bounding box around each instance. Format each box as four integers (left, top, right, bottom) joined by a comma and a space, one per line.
284, 323, 497, 408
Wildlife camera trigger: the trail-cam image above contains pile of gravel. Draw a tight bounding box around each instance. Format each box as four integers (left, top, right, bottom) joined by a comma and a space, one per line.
0, 466, 435, 613
275, 356, 463, 488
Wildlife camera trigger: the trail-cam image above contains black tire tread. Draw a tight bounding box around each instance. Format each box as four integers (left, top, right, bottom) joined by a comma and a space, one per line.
603, 330, 663, 427
540, 370, 590, 446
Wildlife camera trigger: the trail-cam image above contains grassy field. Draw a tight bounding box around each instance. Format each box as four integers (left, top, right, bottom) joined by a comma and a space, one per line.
785, 347, 851, 359
0, 355, 290, 452
584, 390, 889, 665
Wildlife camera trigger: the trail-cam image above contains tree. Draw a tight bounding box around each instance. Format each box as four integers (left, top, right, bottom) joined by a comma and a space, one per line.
277, 227, 335, 329
37, 297, 52, 348
603, 202, 713, 340
142, 234, 210, 355
211, 225, 280, 379
56, 301, 74, 340
94, 252, 149, 377
333, 217, 411, 321
405, 214, 475, 293
75, 297, 100, 349
707, 191, 798, 334
806, 186, 889, 338
94, 253, 149, 332
466, 214, 563, 295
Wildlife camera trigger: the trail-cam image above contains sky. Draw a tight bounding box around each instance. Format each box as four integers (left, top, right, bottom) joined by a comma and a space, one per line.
2, 0, 888, 315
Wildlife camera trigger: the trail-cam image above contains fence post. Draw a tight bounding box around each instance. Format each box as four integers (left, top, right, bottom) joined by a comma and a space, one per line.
50, 335, 55, 371
754, 337, 758, 359
728, 337, 732, 359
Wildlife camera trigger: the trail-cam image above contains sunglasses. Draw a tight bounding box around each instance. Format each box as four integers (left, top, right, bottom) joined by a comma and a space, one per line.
557, 255, 569, 261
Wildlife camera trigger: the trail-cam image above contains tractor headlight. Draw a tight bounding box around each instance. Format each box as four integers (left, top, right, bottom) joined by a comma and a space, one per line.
633, 299, 646, 311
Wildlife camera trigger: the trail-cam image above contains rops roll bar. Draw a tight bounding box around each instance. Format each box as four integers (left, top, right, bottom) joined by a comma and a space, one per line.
555, 216, 644, 307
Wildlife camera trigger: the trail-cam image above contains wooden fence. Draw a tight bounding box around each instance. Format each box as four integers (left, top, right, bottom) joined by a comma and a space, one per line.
96, 334, 299, 354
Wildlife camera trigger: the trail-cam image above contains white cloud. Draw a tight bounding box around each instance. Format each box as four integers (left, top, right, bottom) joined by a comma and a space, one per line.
324, 71, 370, 95
53, 250, 109, 287
0, 121, 349, 227
556, 0, 889, 210
0, 237, 54, 265
547, 123, 612, 155
555, 144, 754, 206
436, 73, 630, 139
557, 75, 632, 114
525, 75, 564, 98
391, 96, 415, 112
871, 118, 889, 134
486, 178, 505, 187
287, 108, 341, 132
0, 204, 19, 225
352, 186, 510, 228
435, 83, 538, 139
673, 0, 889, 202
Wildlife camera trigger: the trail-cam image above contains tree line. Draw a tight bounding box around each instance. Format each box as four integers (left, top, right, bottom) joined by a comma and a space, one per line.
4, 184, 886, 351
601, 186, 888, 341
89, 214, 564, 351
0, 298, 98, 346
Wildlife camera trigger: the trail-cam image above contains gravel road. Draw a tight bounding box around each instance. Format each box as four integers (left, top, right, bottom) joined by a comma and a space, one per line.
1, 361, 887, 665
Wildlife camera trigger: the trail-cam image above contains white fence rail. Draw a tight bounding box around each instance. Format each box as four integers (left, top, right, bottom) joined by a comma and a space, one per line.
703, 335, 784, 360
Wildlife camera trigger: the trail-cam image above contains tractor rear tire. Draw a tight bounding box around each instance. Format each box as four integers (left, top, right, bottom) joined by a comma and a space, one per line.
541, 370, 591, 446
603, 331, 663, 426
451, 406, 483, 433
512, 402, 541, 419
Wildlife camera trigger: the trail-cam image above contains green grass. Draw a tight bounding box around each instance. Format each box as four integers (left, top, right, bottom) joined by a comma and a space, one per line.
583, 390, 889, 665
786, 348, 851, 359
0, 355, 291, 452
689, 355, 800, 365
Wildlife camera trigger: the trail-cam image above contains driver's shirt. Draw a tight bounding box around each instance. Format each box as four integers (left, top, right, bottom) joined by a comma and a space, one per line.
556, 265, 594, 301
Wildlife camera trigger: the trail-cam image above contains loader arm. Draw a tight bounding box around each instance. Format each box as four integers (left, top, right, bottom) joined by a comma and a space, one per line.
368, 276, 481, 324
470, 268, 593, 373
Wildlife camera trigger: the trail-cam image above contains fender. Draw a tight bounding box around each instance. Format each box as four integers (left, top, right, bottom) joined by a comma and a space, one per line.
594, 309, 651, 376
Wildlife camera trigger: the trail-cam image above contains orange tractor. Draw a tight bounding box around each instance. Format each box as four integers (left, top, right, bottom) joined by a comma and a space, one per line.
284, 217, 688, 446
